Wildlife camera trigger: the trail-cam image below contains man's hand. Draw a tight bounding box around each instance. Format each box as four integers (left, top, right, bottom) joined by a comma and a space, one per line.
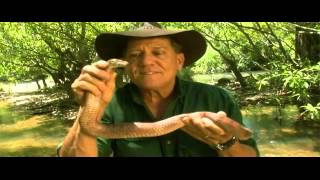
181, 111, 252, 146
71, 60, 118, 106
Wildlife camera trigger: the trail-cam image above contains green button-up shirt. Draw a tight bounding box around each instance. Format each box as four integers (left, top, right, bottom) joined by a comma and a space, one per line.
97, 78, 259, 157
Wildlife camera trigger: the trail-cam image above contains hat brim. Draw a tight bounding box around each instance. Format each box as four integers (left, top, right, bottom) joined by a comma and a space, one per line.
95, 29, 207, 67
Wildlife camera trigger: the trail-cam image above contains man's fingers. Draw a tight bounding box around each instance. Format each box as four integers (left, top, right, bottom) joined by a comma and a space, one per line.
238, 127, 252, 140
204, 111, 226, 121
204, 111, 232, 133
180, 112, 253, 146
101, 72, 117, 103
201, 117, 235, 143
202, 117, 225, 136
75, 81, 101, 96
188, 118, 224, 142
82, 65, 113, 80
80, 73, 107, 92
72, 88, 84, 98
217, 111, 227, 117
93, 60, 109, 69
182, 126, 219, 145
181, 115, 225, 138
216, 116, 252, 140
181, 126, 209, 144
181, 116, 192, 125
72, 88, 85, 104
205, 111, 252, 140
218, 117, 252, 140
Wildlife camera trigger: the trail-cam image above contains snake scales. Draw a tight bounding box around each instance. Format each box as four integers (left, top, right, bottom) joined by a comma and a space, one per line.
78, 59, 186, 139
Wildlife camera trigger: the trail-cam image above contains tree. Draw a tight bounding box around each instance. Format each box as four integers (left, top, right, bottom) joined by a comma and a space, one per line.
0, 22, 132, 97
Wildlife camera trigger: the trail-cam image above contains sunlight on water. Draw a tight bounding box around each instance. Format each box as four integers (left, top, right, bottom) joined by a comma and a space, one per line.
0, 101, 28, 125
242, 105, 320, 157
2, 78, 320, 156
0, 100, 69, 157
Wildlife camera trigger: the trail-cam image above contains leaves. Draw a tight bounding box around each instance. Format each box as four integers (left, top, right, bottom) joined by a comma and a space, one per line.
0, 22, 133, 97
301, 103, 320, 120
0, 22, 320, 120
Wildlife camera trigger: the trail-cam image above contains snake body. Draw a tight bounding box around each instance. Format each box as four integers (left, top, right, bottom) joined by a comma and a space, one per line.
78, 59, 186, 139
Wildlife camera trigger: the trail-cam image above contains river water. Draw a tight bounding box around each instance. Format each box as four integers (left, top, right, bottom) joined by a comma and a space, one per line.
0, 95, 69, 157
1, 79, 320, 156
242, 105, 320, 157
1, 97, 319, 156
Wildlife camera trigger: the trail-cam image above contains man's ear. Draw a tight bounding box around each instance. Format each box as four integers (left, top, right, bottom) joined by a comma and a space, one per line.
177, 53, 185, 70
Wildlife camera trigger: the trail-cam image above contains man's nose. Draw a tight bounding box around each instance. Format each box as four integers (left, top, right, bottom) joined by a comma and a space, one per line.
139, 53, 154, 66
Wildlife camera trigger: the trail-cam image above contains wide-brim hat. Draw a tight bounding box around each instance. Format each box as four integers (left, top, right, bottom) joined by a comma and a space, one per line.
95, 22, 207, 67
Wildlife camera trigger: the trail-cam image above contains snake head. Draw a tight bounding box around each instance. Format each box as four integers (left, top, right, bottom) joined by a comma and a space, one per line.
108, 59, 129, 69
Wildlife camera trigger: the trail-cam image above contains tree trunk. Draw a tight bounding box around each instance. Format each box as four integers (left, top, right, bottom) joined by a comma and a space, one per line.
265, 22, 298, 67
295, 27, 320, 65
50, 74, 61, 86
223, 57, 248, 88
41, 78, 47, 88
205, 38, 248, 88
35, 80, 41, 90
295, 26, 320, 120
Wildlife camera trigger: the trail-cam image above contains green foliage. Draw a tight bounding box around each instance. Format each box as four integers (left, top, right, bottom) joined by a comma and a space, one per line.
256, 60, 320, 120
177, 66, 195, 81
281, 63, 320, 103
0, 22, 133, 96
0, 22, 301, 82
1, 21, 320, 121
161, 22, 224, 74
193, 46, 225, 74
301, 103, 320, 120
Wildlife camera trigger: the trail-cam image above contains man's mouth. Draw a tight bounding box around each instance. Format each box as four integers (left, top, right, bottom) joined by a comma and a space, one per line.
140, 72, 158, 75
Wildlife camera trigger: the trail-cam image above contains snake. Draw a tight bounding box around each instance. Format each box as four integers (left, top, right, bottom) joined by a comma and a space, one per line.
78, 59, 187, 139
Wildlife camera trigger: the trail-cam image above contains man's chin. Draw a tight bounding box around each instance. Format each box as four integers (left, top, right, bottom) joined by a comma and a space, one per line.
139, 84, 162, 90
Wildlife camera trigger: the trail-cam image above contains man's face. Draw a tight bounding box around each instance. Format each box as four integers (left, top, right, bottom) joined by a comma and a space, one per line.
124, 37, 185, 90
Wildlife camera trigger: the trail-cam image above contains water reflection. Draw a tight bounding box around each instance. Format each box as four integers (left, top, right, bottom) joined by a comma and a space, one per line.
242, 105, 320, 157
0, 100, 68, 157
0, 101, 29, 125
2, 96, 320, 156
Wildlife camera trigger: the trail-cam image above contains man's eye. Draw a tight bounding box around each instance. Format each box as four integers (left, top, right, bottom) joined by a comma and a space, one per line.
153, 50, 164, 56
128, 52, 141, 58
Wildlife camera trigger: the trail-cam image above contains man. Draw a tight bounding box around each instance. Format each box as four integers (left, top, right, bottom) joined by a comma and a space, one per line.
58, 22, 259, 157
